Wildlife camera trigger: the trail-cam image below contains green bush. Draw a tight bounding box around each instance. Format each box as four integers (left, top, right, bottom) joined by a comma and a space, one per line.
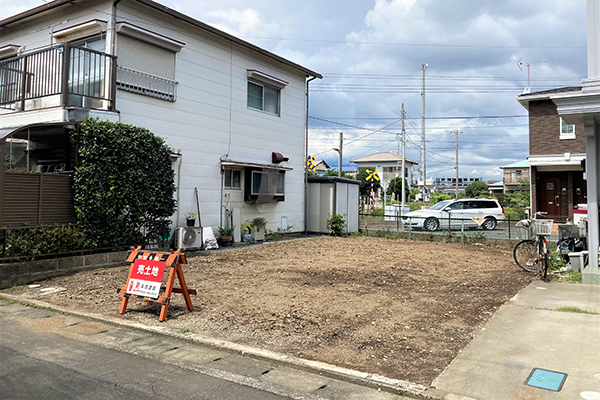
465, 181, 489, 198
327, 212, 347, 236
72, 119, 176, 247
430, 192, 453, 203
504, 206, 527, 221
3, 225, 86, 257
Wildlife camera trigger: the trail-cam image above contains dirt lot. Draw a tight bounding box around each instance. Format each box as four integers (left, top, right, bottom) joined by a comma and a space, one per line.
2, 237, 534, 385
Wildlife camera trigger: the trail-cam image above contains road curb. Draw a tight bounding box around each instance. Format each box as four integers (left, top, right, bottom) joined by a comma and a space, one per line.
0, 292, 445, 399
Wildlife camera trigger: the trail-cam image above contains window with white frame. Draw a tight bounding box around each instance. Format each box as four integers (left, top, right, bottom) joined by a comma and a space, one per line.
247, 81, 280, 115
560, 118, 576, 140
224, 169, 241, 189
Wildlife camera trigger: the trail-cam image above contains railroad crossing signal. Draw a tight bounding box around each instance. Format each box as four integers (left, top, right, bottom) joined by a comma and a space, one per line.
366, 168, 380, 181
305, 155, 316, 172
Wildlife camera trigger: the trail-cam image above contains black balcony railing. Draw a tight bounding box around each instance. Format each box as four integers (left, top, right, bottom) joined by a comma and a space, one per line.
0, 45, 116, 112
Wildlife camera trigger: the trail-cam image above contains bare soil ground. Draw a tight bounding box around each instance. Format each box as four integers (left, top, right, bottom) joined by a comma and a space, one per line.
2, 237, 534, 385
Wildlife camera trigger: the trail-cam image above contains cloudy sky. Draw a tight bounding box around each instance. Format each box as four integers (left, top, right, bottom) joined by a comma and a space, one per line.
1, 0, 588, 181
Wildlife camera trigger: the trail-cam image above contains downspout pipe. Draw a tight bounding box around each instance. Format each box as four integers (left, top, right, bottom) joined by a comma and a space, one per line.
110, 0, 122, 111
111, 0, 122, 55
304, 75, 318, 235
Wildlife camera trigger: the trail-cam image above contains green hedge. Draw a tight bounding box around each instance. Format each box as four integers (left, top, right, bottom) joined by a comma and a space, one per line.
2, 225, 86, 257
72, 119, 176, 247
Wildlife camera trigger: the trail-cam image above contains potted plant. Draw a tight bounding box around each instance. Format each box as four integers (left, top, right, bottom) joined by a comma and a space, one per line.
216, 225, 235, 246
185, 213, 197, 227
241, 221, 253, 244
251, 217, 267, 241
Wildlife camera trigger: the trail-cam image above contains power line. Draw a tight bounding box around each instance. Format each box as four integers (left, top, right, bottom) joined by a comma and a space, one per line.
239, 36, 585, 50
312, 115, 528, 120
322, 73, 585, 80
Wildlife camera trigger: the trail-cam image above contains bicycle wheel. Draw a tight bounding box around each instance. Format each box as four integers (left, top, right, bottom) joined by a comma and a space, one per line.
514, 240, 541, 273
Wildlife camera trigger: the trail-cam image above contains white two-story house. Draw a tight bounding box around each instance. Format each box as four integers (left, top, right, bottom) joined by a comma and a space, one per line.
0, 0, 321, 239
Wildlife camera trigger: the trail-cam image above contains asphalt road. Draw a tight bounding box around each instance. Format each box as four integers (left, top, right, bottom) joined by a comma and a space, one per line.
0, 304, 289, 400
0, 299, 413, 400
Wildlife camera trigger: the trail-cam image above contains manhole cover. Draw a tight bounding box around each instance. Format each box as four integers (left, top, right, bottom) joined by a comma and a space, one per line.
525, 368, 567, 392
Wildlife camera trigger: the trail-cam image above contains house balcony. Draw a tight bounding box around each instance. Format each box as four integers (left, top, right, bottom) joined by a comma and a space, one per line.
503, 176, 529, 185
0, 45, 118, 129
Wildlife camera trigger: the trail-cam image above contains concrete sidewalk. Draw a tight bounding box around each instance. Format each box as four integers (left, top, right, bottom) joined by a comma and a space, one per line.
432, 282, 600, 400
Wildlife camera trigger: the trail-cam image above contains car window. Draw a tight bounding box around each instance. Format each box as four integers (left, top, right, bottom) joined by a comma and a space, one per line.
465, 201, 479, 209
429, 200, 452, 210
480, 200, 497, 209
449, 202, 463, 210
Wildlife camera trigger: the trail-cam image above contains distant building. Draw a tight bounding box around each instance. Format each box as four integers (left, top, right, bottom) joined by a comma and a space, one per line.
350, 151, 418, 185
434, 176, 481, 187
500, 160, 530, 194
312, 159, 330, 173
488, 181, 504, 197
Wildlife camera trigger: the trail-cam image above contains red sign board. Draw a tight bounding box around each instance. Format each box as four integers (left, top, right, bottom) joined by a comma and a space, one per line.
126, 259, 166, 298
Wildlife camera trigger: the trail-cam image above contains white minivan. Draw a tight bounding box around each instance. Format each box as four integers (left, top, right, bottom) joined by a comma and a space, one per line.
401, 198, 505, 231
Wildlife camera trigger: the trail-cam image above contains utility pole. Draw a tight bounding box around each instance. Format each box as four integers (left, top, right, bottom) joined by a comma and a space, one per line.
401, 103, 406, 214
338, 132, 343, 177
451, 130, 462, 199
420, 64, 426, 194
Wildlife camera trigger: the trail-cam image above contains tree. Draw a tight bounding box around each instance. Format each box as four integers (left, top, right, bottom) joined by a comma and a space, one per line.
356, 167, 381, 196
464, 181, 489, 198
386, 176, 409, 200
430, 192, 453, 203
323, 169, 353, 178
72, 118, 176, 247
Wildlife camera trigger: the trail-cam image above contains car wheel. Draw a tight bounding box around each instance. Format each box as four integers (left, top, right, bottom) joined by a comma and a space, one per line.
482, 217, 497, 230
424, 217, 439, 232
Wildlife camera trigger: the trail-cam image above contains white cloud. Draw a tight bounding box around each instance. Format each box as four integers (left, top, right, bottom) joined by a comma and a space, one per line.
205, 8, 281, 39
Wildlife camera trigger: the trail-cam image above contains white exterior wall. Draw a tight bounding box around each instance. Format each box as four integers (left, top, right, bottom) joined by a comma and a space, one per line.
112, 2, 308, 233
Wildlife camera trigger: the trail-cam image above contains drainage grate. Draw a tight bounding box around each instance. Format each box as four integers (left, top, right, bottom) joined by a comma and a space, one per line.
525, 368, 567, 392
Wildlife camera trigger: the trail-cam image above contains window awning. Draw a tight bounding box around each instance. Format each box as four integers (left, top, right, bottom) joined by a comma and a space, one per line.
220, 159, 292, 171
116, 22, 185, 52
0, 122, 76, 143
53, 19, 107, 42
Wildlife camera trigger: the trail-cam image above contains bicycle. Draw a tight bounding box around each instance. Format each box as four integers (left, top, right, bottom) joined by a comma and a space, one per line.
513, 212, 554, 279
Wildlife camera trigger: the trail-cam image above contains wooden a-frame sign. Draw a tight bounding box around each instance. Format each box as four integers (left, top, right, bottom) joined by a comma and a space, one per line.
118, 246, 196, 322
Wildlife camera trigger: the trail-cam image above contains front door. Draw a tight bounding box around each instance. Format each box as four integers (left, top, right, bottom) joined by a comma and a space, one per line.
540, 177, 561, 221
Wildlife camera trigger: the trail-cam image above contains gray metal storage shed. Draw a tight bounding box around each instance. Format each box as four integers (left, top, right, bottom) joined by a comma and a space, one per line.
307, 176, 360, 233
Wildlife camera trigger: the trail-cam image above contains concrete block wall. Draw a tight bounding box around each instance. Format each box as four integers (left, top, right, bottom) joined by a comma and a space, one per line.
0, 251, 129, 289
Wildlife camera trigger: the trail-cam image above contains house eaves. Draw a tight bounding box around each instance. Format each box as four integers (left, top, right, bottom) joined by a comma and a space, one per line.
516, 86, 582, 111
0, 0, 322, 80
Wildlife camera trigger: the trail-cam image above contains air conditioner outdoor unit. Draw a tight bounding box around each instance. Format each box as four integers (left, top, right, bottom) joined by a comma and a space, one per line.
175, 227, 203, 250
